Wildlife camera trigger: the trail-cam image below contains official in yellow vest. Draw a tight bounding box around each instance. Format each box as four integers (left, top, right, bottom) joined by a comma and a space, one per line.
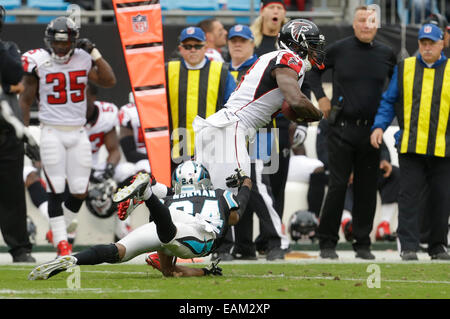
166, 27, 236, 166
371, 24, 450, 261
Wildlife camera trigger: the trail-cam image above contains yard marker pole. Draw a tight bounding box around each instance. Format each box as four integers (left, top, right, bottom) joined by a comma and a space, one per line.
112, 0, 171, 186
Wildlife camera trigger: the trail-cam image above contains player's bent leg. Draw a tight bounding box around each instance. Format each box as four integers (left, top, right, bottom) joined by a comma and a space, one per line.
117, 222, 165, 262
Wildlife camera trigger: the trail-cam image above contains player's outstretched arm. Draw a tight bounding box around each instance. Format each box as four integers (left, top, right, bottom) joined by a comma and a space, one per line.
274, 67, 323, 122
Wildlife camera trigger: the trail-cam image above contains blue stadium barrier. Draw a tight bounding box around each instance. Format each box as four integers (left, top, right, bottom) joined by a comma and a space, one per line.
2, 0, 21, 22
27, 0, 70, 23
179, 0, 219, 24
226, 0, 261, 24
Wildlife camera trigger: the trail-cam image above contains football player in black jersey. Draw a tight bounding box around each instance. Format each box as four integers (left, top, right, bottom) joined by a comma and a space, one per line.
28, 161, 252, 280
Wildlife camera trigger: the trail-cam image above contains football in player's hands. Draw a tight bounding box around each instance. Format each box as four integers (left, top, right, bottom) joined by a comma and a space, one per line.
77, 38, 96, 53
225, 168, 249, 188
281, 100, 298, 121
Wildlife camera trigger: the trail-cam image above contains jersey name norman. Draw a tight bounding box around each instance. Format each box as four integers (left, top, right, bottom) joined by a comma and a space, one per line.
225, 49, 306, 129
21, 48, 92, 126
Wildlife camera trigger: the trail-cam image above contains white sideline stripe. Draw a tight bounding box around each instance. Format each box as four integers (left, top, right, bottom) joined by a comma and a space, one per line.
116, 4, 160, 13
0, 288, 158, 295
7, 268, 449, 285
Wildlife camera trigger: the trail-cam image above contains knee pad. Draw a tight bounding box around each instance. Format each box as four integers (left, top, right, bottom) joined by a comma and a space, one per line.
114, 162, 138, 184
68, 177, 89, 195
135, 159, 150, 173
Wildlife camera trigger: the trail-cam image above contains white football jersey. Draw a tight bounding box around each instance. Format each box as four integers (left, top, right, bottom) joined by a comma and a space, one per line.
85, 101, 119, 165
119, 103, 147, 154
224, 49, 306, 130
21, 48, 92, 126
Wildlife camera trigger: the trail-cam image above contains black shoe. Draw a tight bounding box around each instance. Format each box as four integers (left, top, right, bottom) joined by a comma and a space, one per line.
320, 249, 338, 259
211, 252, 234, 261
401, 250, 418, 261
233, 252, 257, 260
266, 247, 285, 261
355, 249, 375, 260
430, 251, 450, 260
13, 252, 36, 263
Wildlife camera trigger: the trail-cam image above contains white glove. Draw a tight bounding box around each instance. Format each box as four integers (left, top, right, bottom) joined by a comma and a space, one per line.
292, 125, 308, 148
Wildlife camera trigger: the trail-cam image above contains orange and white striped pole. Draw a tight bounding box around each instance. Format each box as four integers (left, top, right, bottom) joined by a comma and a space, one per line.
112, 0, 171, 186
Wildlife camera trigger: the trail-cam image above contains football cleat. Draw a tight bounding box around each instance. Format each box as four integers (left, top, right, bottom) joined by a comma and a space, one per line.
45, 220, 78, 245
113, 172, 150, 203
56, 240, 72, 257
341, 218, 353, 242
28, 255, 77, 280
117, 198, 143, 221
145, 252, 161, 271
375, 221, 396, 241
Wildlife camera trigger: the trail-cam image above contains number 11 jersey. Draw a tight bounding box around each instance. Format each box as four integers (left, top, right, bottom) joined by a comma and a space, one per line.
22, 48, 92, 126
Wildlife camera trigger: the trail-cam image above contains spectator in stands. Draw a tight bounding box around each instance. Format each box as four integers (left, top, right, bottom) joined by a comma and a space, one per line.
197, 18, 228, 62
166, 27, 235, 169
284, 0, 313, 12
309, 5, 396, 260
250, 0, 288, 56
370, 23, 450, 261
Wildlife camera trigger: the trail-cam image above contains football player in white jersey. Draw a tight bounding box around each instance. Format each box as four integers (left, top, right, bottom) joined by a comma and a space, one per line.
115, 92, 151, 189
19, 16, 116, 257
193, 19, 324, 192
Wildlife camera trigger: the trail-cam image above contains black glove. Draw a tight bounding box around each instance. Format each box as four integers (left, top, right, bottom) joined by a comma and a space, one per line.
24, 139, 40, 162
77, 38, 96, 54
202, 258, 222, 276
103, 163, 115, 180
225, 168, 250, 188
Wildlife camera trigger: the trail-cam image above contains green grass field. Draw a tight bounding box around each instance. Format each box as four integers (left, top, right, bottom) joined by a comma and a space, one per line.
0, 262, 449, 299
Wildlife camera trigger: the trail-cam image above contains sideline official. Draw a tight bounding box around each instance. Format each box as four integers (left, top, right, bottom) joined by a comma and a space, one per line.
371, 23, 450, 261
166, 27, 236, 168
309, 6, 396, 259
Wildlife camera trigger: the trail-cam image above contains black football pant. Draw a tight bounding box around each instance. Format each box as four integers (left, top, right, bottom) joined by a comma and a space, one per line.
397, 153, 450, 255
0, 135, 32, 258
317, 125, 380, 251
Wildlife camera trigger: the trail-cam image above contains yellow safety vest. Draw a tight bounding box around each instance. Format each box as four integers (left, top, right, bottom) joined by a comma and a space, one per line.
397, 56, 450, 157
167, 59, 229, 159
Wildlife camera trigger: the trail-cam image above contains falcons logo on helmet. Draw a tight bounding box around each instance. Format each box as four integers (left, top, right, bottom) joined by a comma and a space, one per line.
287, 21, 312, 42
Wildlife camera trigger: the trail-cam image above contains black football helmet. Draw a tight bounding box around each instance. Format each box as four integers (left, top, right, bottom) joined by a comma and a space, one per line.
288, 210, 319, 242
44, 16, 79, 64
278, 19, 326, 69
86, 178, 118, 219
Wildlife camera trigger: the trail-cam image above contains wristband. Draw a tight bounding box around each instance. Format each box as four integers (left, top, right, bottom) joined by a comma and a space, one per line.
91, 48, 102, 61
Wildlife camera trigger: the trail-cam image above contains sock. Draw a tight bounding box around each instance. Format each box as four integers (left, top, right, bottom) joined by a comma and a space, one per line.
151, 182, 169, 199
49, 216, 67, 247
341, 210, 352, 222
28, 181, 48, 208
38, 201, 49, 221
73, 244, 120, 265
63, 195, 84, 227
380, 203, 397, 223
143, 183, 152, 200
145, 194, 176, 243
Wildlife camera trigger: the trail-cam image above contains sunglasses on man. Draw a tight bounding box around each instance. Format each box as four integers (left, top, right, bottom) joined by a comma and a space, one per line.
181, 44, 205, 50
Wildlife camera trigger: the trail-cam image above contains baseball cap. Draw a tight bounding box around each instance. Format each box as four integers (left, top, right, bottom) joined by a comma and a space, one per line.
179, 26, 206, 43
261, 0, 286, 10
418, 23, 443, 41
228, 24, 254, 40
